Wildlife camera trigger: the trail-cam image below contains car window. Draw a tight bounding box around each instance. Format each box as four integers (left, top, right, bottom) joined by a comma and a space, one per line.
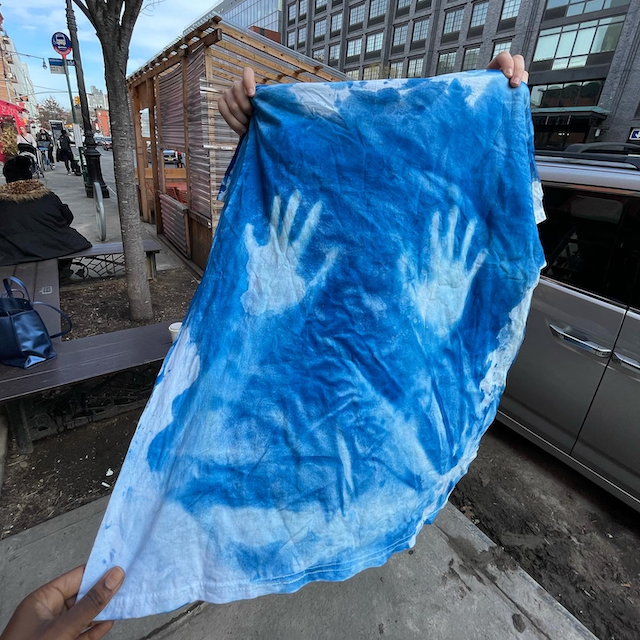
539, 185, 640, 306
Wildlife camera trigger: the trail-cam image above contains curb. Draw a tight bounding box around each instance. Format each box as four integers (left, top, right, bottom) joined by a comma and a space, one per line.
0, 415, 8, 498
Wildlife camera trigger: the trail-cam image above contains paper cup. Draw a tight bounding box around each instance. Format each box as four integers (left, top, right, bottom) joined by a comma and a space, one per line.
169, 322, 182, 343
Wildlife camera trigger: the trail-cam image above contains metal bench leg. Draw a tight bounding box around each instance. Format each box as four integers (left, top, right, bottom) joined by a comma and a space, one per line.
145, 253, 157, 280
5, 400, 34, 454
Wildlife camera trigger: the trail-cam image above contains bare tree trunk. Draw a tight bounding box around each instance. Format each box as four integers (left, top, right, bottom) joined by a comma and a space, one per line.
103, 53, 153, 321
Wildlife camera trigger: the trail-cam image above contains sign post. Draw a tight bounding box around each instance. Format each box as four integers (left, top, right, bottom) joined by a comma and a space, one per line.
51, 31, 83, 176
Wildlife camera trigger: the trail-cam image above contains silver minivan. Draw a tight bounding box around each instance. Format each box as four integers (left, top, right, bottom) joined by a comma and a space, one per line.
499, 151, 640, 513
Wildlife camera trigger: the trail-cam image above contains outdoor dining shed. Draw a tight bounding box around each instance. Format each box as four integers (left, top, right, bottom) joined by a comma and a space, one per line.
127, 14, 346, 271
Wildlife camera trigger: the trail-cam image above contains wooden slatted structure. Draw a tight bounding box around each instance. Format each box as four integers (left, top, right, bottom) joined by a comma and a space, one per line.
128, 14, 346, 271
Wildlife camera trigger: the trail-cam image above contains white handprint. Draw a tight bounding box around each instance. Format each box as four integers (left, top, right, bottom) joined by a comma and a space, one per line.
401, 207, 487, 340
242, 191, 337, 316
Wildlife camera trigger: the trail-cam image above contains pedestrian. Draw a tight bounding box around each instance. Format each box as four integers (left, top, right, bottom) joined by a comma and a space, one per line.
17, 126, 37, 151
58, 129, 75, 175
0, 156, 91, 267
36, 128, 55, 168
0, 565, 125, 640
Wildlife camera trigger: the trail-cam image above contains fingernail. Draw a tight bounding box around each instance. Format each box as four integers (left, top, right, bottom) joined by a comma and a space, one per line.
506, 68, 513, 77
513, 77, 521, 86
105, 567, 125, 590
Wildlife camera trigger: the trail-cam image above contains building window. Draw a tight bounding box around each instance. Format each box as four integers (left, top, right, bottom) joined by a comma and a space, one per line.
366, 31, 384, 52
364, 64, 381, 79
298, 26, 307, 44
470, 2, 489, 28
313, 48, 325, 60
369, 0, 388, 18
393, 24, 408, 46
299, 0, 308, 16
316, 0, 327, 8
530, 80, 604, 108
347, 37, 363, 56
501, 0, 521, 20
437, 51, 457, 74
314, 19, 327, 38
443, 9, 464, 34
329, 43, 341, 60
288, 3, 297, 22
346, 68, 361, 79
462, 46, 480, 70
389, 61, 404, 77
543, 0, 630, 21
350, 4, 365, 25
287, 31, 296, 47
533, 16, 625, 70
398, 0, 412, 8
331, 13, 343, 32
412, 18, 430, 42
407, 57, 424, 77
493, 40, 512, 56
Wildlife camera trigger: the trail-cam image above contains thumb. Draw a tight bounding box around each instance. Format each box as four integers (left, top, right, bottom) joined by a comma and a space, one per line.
60, 567, 124, 633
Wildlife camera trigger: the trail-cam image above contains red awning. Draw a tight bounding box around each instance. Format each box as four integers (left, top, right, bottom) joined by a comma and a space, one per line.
0, 99, 27, 119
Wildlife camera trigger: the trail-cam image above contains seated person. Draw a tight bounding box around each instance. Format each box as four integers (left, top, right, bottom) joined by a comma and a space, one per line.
0, 156, 91, 267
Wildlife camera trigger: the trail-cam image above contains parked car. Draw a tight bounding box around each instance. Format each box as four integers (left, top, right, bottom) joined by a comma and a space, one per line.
163, 149, 178, 164
499, 148, 640, 513
102, 136, 112, 151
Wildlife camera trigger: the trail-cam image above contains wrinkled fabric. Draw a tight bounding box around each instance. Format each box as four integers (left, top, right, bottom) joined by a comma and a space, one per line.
80, 70, 545, 619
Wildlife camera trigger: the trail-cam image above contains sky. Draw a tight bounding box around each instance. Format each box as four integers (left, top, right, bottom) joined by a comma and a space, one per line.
2, 0, 223, 106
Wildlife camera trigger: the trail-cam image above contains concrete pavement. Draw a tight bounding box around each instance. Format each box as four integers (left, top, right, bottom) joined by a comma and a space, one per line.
0, 497, 597, 640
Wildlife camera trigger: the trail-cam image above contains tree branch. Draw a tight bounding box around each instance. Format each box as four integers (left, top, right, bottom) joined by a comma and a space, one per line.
119, 0, 145, 50
72, 0, 95, 27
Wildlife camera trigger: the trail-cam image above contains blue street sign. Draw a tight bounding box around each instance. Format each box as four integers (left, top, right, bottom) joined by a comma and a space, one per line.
52, 32, 72, 56
630, 128, 640, 141
48, 58, 75, 74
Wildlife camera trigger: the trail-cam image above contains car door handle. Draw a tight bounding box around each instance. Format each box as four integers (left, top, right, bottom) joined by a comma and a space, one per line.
549, 324, 612, 358
612, 352, 640, 372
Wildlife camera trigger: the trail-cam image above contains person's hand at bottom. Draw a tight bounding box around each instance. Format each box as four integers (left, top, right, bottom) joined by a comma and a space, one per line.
0, 565, 125, 640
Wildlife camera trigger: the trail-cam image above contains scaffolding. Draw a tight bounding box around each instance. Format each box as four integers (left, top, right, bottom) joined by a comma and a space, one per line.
127, 14, 346, 271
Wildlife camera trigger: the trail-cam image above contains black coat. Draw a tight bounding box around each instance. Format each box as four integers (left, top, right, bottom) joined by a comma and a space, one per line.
0, 179, 92, 266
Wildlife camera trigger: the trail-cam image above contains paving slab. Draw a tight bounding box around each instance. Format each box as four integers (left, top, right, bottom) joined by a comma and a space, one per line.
0, 497, 597, 640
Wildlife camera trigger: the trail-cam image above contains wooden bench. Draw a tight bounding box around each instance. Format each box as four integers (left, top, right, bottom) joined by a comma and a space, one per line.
62, 238, 161, 279
0, 322, 173, 452
0, 260, 62, 340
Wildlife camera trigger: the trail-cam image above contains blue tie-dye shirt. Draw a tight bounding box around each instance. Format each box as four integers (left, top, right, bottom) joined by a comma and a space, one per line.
80, 70, 545, 619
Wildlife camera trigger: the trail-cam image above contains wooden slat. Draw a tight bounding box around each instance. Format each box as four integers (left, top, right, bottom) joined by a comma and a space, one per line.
13, 262, 37, 297
0, 322, 173, 402
61, 239, 161, 259
33, 259, 61, 339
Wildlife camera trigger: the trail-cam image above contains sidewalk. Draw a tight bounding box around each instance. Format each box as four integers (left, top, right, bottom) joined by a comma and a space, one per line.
41, 157, 181, 271
0, 498, 597, 640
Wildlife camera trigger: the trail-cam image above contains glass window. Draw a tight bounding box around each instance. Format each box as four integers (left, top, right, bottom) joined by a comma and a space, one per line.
329, 43, 341, 60
314, 19, 327, 37
412, 18, 430, 41
347, 37, 363, 56
394, 24, 408, 46
331, 13, 343, 32
398, 0, 412, 8
350, 4, 365, 24
298, 26, 307, 43
533, 16, 624, 68
370, 0, 388, 18
408, 57, 424, 77
539, 186, 640, 305
470, 2, 488, 27
443, 9, 464, 34
316, 0, 327, 8
389, 61, 404, 77
288, 3, 297, 21
530, 79, 603, 108
313, 48, 325, 60
366, 31, 384, 52
437, 51, 457, 74
462, 46, 480, 70
544, 0, 629, 20
364, 64, 381, 79
299, 0, 308, 15
501, 0, 521, 19
493, 40, 512, 56
346, 68, 361, 79
287, 31, 296, 47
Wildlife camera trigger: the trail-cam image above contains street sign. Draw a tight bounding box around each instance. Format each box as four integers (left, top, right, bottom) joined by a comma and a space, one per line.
630, 128, 640, 141
48, 58, 74, 74
51, 32, 72, 57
